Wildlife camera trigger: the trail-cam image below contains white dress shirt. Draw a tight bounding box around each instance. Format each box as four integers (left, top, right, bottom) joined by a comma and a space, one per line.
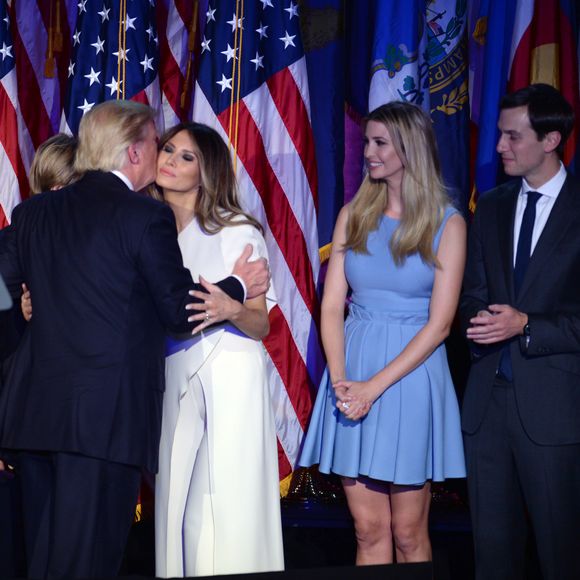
111, 170, 134, 190
512, 163, 567, 266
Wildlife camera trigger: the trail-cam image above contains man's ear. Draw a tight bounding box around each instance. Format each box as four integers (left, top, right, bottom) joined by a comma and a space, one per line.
127, 142, 140, 165
543, 130, 562, 154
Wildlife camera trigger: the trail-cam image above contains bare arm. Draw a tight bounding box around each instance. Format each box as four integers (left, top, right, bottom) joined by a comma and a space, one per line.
337, 214, 467, 420
187, 277, 269, 339
320, 206, 350, 393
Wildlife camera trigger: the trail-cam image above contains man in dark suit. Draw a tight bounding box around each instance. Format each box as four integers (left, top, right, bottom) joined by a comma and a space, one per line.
0, 100, 268, 578
461, 84, 580, 580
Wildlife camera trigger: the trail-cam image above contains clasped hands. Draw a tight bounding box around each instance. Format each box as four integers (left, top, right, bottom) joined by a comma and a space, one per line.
333, 379, 382, 421
466, 304, 527, 344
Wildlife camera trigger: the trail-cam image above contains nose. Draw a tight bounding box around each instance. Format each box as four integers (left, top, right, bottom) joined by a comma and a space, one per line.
496, 134, 508, 153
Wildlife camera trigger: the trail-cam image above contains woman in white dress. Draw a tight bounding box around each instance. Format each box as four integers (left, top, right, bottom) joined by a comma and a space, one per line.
153, 123, 284, 577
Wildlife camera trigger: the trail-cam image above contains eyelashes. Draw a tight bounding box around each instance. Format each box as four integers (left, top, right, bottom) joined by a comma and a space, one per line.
161, 144, 195, 162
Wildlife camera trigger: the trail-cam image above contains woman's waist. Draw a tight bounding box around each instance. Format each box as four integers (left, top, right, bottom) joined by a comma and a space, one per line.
346, 302, 428, 325
165, 323, 250, 356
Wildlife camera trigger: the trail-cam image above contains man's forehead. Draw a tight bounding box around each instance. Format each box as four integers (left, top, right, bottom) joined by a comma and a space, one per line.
498, 106, 532, 130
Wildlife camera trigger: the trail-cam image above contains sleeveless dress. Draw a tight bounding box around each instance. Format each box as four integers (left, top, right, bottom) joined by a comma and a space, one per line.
155, 218, 284, 577
299, 207, 466, 485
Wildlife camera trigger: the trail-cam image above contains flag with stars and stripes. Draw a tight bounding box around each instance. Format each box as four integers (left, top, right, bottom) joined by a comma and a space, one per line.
62, 0, 161, 134
0, 0, 28, 227
193, 0, 321, 480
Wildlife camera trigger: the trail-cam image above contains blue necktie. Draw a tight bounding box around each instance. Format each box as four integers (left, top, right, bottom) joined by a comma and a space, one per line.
497, 191, 542, 381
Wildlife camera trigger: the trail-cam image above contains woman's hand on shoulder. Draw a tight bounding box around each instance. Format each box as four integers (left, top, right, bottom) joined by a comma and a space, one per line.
188, 276, 242, 334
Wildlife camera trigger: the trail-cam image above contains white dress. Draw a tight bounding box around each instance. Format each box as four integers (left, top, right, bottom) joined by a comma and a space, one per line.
155, 218, 284, 577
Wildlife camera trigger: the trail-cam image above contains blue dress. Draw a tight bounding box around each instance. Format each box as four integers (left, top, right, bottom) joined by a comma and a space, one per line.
300, 207, 466, 485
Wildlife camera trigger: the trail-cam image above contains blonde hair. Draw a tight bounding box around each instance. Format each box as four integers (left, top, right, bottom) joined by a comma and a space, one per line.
74, 100, 155, 173
29, 134, 79, 193
155, 122, 263, 234
345, 101, 449, 266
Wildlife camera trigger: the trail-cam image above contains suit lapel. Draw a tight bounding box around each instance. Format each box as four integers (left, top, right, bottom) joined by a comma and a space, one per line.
496, 182, 520, 302
517, 176, 578, 303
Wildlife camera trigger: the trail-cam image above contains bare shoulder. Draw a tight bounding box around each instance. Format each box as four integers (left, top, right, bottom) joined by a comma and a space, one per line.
442, 211, 467, 239
334, 203, 351, 233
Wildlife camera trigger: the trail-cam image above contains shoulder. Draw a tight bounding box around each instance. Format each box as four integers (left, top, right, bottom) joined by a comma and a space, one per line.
330, 203, 351, 246
436, 205, 466, 246
336, 203, 352, 230
476, 180, 520, 210
441, 211, 466, 238
562, 173, 580, 196
219, 220, 268, 258
11, 189, 59, 224
338, 203, 352, 221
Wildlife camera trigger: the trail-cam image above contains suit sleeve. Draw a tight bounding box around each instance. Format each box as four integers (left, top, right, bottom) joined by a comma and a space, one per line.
0, 211, 24, 298
137, 205, 243, 334
460, 201, 492, 357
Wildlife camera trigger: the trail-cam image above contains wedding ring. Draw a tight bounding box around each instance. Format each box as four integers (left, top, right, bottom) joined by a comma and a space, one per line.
342, 402, 350, 410
205, 312, 210, 321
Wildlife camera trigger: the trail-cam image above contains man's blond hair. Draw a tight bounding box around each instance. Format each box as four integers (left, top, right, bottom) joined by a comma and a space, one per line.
74, 100, 155, 173
29, 134, 79, 193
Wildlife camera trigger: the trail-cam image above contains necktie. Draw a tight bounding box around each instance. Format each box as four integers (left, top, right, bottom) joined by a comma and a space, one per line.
497, 191, 542, 381
513, 191, 542, 297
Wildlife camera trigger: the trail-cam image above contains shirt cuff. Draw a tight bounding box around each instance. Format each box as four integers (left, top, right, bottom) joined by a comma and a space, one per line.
231, 275, 247, 302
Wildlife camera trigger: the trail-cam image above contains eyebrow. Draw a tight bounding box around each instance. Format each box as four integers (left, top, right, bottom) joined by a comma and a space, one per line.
498, 128, 522, 137
165, 140, 195, 154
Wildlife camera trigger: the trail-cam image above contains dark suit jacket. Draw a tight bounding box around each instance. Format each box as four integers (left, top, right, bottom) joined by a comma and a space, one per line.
0, 171, 243, 472
460, 174, 580, 445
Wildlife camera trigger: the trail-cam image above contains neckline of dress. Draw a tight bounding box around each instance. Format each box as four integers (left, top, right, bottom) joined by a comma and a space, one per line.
382, 213, 400, 222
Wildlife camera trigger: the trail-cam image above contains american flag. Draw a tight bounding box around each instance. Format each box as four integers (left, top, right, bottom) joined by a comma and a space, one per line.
0, 0, 200, 227
193, 0, 319, 479
0, 0, 319, 481
0, 0, 22, 228
62, 0, 161, 133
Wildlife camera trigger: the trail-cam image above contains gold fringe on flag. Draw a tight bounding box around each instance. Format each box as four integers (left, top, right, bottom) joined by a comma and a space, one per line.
279, 472, 293, 498
233, 0, 245, 172
181, 1, 199, 110
318, 243, 332, 264
44, 0, 56, 78
227, 0, 244, 174
117, 0, 127, 99
54, 0, 63, 52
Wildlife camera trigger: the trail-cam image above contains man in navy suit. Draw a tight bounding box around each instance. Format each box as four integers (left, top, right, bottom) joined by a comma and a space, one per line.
461, 84, 580, 580
0, 100, 268, 578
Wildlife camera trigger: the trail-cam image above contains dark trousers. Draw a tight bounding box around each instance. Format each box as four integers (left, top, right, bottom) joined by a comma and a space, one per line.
464, 380, 580, 580
17, 451, 141, 579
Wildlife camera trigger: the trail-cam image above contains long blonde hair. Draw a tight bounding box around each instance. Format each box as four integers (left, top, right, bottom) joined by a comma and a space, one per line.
345, 101, 449, 266
155, 123, 263, 234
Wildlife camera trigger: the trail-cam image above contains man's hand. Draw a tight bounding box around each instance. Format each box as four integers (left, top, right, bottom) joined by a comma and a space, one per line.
232, 244, 269, 299
21, 283, 32, 321
466, 304, 527, 344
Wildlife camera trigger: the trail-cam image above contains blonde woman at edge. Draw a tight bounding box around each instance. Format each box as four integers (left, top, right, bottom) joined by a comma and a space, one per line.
300, 102, 466, 564
153, 122, 283, 577
21, 133, 79, 315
